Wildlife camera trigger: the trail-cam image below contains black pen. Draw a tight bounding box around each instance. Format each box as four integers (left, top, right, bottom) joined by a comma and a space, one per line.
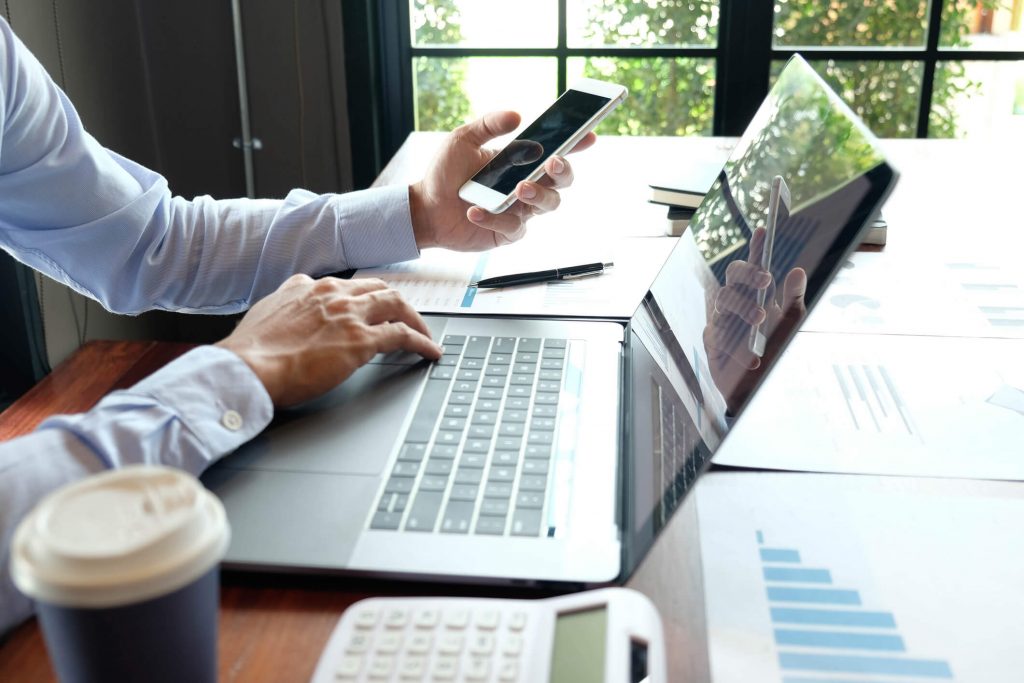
470, 261, 614, 289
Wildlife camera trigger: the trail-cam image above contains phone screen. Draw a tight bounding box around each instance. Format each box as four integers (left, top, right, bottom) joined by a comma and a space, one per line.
470, 90, 611, 196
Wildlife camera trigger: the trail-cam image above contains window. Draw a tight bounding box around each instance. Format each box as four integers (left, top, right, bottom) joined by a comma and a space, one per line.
399, 0, 1023, 142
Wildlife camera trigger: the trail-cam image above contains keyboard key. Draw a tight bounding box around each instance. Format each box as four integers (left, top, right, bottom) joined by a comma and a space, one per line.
346, 632, 372, 653
471, 411, 497, 425
527, 432, 555, 445
508, 385, 531, 398
499, 423, 524, 437
431, 656, 458, 681
440, 416, 467, 431
525, 444, 552, 458
476, 610, 500, 630
355, 609, 380, 630
441, 501, 475, 533
384, 608, 410, 629
479, 387, 503, 399
405, 491, 444, 531
543, 346, 567, 359
501, 409, 527, 423
522, 459, 549, 475
376, 631, 402, 653
399, 656, 427, 679
488, 466, 516, 482
493, 337, 517, 352
405, 379, 451, 443
517, 338, 541, 352
336, 654, 363, 678
469, 632, 496, 653
531, 418, 556, 431
476, 398, 501, 411
368, 655, 394, 678
503, 634, 524, 655
537, 381, 561, 392
532, 404, 557, 418
516, 491, 544, 509
515, 353, 538, 364
508, 611, 528, 631
512, 363, 536, 375
482, 376, 507, 388
444, 403, 469, 417
425, 459, 454, 476
419, 475, 450, 492
436, 355, 458, 366
480, 498, 510, 516
378, 493, 409, 513
443, 610, 470, 629
544, 338, 567, 348
392, 461, 420, 477
447, 392, 474, 405
474, 516, 506, 535
464, 336, 492, 358
385, 477, 414, 494
468, 425, 494, 439
484, 482, 513, 499
519, 474, 548, 491
534, 393, 559, 405
449, 485, 479, 501
505, 397, 530, 410
453, 380, 476, 393
492, 451, 519, 466
510, 374, 534, 385
511, 508, 544, 536
414, 610, 440, 629
430, 366, 455, 380
539, 369, 563, 381
456, 369, 481, 381
487, 353, 511, 365
408, 632, 433, 653
498, 660, 518, 682
462, 440, 491, 455
540, 359, 564, 370
465, 657, 490, 681
460, 452, 487, 467
443, 335, 466, 345
484, 365, 509, 376
496, 437, 522, 451
454, 468, 483, 485
397, 443, 428, 462
431, 445, 459, 459
459, 357, 484, 370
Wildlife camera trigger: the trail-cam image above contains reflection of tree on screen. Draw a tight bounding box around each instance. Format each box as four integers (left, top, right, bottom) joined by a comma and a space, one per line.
688, 59, 885, 273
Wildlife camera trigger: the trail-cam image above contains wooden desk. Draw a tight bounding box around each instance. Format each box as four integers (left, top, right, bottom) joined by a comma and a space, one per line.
1, 135, 1020, 682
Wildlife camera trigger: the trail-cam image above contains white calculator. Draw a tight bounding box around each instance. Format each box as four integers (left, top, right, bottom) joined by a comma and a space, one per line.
310, 587, 666, 683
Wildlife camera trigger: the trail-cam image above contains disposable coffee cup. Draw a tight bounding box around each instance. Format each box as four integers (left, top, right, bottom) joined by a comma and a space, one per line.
10, 465, 230, 683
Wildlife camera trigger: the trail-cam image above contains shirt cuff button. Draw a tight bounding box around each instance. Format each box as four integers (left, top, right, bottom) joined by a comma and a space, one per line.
221, 409, 244, 431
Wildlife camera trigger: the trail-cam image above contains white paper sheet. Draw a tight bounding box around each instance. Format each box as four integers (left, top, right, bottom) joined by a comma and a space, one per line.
697, 472, 1024, 683
354, 236, 675, 318
804, 251, 1024, 338
715, 332, 1024, 480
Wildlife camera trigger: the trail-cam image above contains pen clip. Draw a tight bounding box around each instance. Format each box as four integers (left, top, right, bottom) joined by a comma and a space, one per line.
560, 270, 603, 281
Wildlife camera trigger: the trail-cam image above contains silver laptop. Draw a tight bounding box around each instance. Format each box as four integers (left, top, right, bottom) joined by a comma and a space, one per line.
202, 55, 898, 585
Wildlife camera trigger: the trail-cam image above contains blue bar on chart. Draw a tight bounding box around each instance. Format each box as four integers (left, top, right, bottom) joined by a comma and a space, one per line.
763, 567, 832, 583
774, 628, 905, 652
779, 652, 953, 678
461, 254, 490, 308
770, 607, 896, 628
761, 548, 801, 563
767, 587, 860, 605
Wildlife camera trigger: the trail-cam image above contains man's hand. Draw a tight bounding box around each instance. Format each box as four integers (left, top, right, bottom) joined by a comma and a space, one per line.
409, 110, 597, 252
703, 227, 807, 413
216, 275, 442, 407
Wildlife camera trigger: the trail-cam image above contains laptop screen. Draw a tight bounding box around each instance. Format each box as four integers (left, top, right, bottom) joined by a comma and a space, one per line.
622, 55, 898, 569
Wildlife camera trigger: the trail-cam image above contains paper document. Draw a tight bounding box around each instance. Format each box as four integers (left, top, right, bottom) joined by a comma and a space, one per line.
804, 252, 1024, 338
697, 472, 1024, 682
354, 237, 675, 318
716, 332, 1024, 480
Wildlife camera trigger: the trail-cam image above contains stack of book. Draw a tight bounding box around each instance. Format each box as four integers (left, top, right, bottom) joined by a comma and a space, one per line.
648, 151, 729, 236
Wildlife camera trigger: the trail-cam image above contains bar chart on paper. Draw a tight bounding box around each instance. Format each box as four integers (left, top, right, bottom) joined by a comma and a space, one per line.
697, 473, 1024, 683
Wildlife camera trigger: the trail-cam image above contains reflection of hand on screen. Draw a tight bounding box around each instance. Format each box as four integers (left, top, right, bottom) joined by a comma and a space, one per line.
702, 227, 807, 413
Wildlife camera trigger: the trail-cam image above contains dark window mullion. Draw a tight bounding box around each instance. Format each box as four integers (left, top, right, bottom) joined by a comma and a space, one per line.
409, 47, 720, 59
558, 0, 567, 95
918, 0, 947, 137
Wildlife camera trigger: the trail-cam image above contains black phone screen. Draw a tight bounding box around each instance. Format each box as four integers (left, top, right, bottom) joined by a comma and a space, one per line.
470, 90, 611, 196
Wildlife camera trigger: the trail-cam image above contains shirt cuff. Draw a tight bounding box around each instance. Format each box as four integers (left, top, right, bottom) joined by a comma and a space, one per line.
124, 345, 274, 462
334, 185, 420, 269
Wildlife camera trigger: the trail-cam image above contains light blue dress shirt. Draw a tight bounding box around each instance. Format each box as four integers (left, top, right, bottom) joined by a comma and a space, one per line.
0, 18, 420, 631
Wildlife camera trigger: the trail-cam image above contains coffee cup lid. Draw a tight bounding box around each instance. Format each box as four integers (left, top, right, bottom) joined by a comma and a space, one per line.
10, 465, 230, 608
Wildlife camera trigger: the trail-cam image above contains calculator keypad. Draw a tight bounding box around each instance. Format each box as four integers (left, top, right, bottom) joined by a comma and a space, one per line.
333, 604, 531, 682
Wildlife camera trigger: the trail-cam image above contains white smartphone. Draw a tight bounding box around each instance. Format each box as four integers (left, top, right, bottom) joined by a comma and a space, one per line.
749, 174, 790, 357
458, 78, 628, 214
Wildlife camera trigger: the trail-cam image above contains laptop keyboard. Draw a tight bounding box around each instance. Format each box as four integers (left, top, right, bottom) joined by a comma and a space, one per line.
370, 335, 572, 537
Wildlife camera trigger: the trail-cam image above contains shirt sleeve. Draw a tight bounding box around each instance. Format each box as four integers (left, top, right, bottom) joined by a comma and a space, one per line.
0, 345, 273, 634
0, 18, 419, 316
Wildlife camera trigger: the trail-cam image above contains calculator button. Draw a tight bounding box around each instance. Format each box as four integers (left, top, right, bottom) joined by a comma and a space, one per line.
508, 611, 528, 631
498, 660, 519, 682
354, 609, 380, 629
438, 633, 464, 654
384, 608, 410, 629
407, 632, 432, 654
368, 655, 395, 679
475, 609, 500, 630
443, 609, 470, 629
399, 656, 428, 680
469, 633, 496, 655
336, 654, 363, 679
414, 608, 440, 629
376, 631, 402, 654
465, 656, 491, 680
503, 633, 524, 656
431, 656, 459, 680
345, 632, 372, 653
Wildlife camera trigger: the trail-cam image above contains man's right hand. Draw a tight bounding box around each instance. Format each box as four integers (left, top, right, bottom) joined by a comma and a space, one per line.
216, 275, 443, 407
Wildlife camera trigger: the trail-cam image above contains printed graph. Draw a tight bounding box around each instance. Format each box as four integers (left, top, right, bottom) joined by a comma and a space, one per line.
757, 530, 953, 681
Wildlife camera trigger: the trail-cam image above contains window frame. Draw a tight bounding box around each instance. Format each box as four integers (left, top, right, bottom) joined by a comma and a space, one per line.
375, 0, 1024, 162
